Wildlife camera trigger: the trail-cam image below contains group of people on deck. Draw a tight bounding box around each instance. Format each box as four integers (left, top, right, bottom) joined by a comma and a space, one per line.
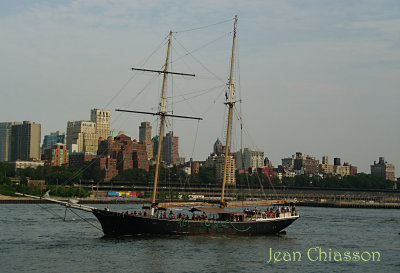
114, 204, 297, 221
244, 205, 296, 219
118, 209, 217, 221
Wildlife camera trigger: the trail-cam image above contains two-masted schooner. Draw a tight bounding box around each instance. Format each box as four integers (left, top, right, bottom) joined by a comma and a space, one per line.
18, 16, 299, 235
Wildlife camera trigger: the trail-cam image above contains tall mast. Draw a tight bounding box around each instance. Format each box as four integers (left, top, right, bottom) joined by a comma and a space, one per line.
220, 15, 238, 208
151, 31, 172, 215
116, 31, 200, 215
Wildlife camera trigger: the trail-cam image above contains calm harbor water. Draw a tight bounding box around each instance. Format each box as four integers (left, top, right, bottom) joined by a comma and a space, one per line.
0, 204, 399, 273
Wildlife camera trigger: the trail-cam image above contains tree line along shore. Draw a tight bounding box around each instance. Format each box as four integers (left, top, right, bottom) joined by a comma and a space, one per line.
0, 162, 399, 202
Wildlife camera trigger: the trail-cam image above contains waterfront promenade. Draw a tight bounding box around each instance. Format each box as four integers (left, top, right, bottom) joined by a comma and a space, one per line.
1, 191, 399, 209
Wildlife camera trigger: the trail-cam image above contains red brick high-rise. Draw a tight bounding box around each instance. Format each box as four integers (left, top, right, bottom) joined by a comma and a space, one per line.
97, 134, 149, 181
44, 144, 68, 166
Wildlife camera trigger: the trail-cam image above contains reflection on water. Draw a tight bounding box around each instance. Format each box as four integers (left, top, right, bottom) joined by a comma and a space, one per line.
0, 204, 398, 273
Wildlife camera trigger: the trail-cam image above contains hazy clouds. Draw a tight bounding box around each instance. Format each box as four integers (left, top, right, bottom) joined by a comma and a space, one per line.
1, 0, 399, 175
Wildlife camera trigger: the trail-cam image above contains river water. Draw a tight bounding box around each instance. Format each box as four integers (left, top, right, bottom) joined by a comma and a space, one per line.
0, 204, 398, 273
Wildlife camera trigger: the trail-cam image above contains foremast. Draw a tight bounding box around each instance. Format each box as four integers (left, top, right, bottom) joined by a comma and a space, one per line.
151, 31, 172, 215
220, 15, 238, 208
116, 31, 200, 216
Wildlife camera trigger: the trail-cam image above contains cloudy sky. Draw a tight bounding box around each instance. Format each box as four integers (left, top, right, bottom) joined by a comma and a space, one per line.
1, 0, 399, 176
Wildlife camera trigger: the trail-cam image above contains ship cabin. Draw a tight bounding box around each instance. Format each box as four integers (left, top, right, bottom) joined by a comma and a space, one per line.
190, 207, 244, 222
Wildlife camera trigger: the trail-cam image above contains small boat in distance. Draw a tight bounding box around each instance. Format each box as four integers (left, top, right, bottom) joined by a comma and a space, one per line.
17, 16, 300, 235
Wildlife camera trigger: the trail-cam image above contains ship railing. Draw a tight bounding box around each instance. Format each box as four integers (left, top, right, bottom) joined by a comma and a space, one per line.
249, 210, 300, 221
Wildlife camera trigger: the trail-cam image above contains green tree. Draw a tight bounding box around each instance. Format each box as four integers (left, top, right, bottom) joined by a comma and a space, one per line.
294, 175, 311, 187
198, 167, 216, 184
82, 161, 105, 182
0, 162, 15, 181
113, 168, 149, 183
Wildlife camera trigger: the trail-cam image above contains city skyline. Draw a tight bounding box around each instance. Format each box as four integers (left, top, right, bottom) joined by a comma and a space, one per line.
2, 117, 397, 180
1, 1, 399, 175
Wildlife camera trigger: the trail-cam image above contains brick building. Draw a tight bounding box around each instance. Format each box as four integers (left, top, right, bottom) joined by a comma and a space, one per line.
98, 157, 118, 182
69, 152, 97, 169
293, 152, 319, 175
44, 144, 68, 166
371, 157, 395, 182
257, 167, 274, 180
132, 141, 148, 170
97, 134, 149, 181
191, 161, 200, 174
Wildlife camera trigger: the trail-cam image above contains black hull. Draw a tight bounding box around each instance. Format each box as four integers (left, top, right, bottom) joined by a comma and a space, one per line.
92, 210, 299, 236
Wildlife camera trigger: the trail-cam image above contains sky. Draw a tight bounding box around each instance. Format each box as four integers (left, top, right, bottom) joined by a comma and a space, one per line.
1, 0, 399, 176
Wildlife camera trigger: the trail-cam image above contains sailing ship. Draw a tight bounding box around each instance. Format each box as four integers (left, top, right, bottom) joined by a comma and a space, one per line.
18, 16, 299, 235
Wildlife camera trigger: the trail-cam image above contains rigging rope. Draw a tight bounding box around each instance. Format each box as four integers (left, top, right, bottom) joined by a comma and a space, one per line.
173, 18, 234, 33
167, 84, 225, 99
190, 120, 201, 160
232, 107, 277, 199
173, 36, 226, 83
103, 35, 169, 110
171, 85, 226, 105
58, 35, 169, 186
67, 207, 103, 231
36, 202, 102, 232
38, 203, 64, 219
171, 31, 232, 66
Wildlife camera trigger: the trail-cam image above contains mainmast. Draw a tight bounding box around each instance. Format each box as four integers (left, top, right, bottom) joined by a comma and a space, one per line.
220, 15, 238, 208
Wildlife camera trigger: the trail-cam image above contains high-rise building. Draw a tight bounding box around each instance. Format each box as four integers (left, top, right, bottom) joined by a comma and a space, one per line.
97, 134, 149, 181
44, 144, 68, 166
293, 152, 319, 175
350, 165, 358, 176
139, 122, 151, 143
66, 109, 110, 155
162, 131, 179, 164
236, 148, 264, 171
281, 157, 294, 171
66, 121, 97, 154
98, 157, 118, 182
132, 141, 149, 171
264, 157, 273, 168
334, 164, 350, 177
213, 138, 224, 155
320, 156, 334, 175
204, 153, 218, 168
42, 131, 66, 154
215, 154, 236, 185
0, 122, 22, 161
10, 121, 41, 161
68, 152, 97, 169
151, 136, 159, 159
371, 157, 395, 182
139, 122, 153, 160
90, 109, 111, 140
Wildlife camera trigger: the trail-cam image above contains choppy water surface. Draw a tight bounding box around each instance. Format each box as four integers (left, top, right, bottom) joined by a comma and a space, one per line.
0, 204, 399, 273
